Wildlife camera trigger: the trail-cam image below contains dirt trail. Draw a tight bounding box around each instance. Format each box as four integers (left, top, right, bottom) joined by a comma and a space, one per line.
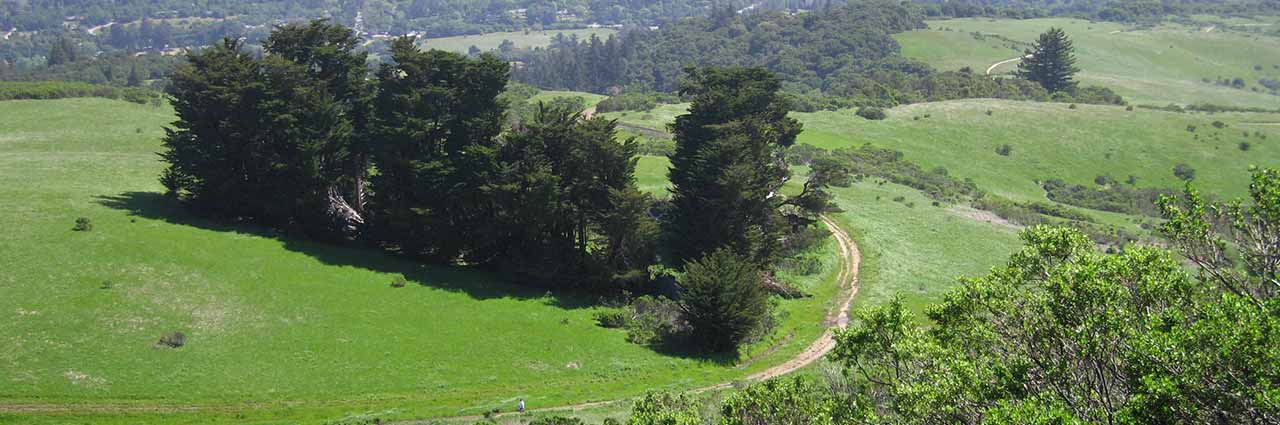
416, 216, 862, 422
986, 55, 1030, 75
86, 22, 115, 35
1, 219, 862, 422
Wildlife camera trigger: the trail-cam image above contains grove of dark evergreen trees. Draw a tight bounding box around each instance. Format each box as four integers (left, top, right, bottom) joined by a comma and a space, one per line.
160, 22, 842, 342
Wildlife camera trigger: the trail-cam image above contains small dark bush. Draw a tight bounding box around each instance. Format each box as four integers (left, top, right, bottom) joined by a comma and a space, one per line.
1212, 120, 1227, 129
1126, 105, 1134, 111
985, 110, 994, 116
624, 296, 685, 347
905, 202, 915, 208
892, 196, 906, 202
157, 332, 186, 348
73, 217, 93, 231
1173, 163, 1196, 181
1239, 141, 1251, 151
995, 144, 1013, 156
1186, 125, 1197, 132
594, 310, 628, 328
390, 275, 407, 288
1068, 103, 1078, 109
856, 106, 887, 120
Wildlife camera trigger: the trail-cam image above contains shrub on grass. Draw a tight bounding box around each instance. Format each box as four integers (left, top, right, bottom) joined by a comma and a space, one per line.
1068, 103, 1078, 109
892, 196, 906, 202
1174, 163, 1197, 181
157, 332, 186, 348
1212, 120, 1227, 129
390, 275, 407, 288
985, 110, 994, 116
73, 217, 93, 232
594, 310, 629, 328
1240, 141, 1252, 151
624, 296, 684, 346
1126, 105, 1134, 111
995, 144, 1013, 156
856, 106, 887, 120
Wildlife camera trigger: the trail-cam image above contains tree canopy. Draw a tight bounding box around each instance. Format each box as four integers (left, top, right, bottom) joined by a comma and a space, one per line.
1017, 27, 1080, 93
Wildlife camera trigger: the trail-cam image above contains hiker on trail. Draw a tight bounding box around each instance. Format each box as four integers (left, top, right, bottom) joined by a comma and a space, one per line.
517, 398, 525, 413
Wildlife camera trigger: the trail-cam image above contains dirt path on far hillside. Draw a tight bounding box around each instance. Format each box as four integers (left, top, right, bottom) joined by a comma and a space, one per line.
987, 55, 1031, 75
410, 216, 862, 423
0, 220, 862, 422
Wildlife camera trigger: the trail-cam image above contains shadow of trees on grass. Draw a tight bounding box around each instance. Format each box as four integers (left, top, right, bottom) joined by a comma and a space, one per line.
95, 190, 744, 365
94, 191, 590, 308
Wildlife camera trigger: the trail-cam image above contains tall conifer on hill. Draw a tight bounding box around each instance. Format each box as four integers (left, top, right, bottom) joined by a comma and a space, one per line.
666, 66, 801, 266
1017, 27, 1079, 93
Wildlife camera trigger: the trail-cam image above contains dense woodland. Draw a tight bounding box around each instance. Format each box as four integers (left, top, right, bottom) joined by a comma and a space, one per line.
511, 1, 1122, 107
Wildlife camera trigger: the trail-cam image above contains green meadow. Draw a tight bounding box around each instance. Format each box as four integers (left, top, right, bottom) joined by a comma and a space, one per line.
0, 98, 841, 423
896, 17, 1280, 108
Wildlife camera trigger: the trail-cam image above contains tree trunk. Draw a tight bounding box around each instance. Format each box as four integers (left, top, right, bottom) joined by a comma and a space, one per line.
326, 185, 364, 238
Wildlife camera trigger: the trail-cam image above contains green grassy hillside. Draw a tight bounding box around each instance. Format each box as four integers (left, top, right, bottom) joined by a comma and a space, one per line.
0, 98, 840, 423
606, 97, 1280, 318
798, 100, 1280, 201
896, 18, 1280, 108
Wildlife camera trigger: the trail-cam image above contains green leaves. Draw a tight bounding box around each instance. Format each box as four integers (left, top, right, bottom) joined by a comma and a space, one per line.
679, 249, 770, 352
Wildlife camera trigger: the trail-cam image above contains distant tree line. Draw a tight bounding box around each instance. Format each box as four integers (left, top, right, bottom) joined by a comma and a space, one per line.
510, 2, 1125, 108
0, 80, 160, 103
160, 21, 845, 353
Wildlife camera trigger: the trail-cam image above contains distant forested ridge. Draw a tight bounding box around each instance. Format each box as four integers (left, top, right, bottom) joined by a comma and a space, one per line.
509, 1, 1114, 107
513, 2, 926, 94
0, 0, 727, 34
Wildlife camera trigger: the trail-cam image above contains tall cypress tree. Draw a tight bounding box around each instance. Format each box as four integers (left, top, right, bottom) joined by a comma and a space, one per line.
492, 104, 656, 285
263, 19, 372, 226
666, 67, 801, 266
367, 37, 508, 262
1017, 27, 1079, 93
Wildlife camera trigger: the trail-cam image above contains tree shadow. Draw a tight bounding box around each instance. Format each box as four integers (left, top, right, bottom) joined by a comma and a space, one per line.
95, 191, 746, 366
94, 191, 594, 310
